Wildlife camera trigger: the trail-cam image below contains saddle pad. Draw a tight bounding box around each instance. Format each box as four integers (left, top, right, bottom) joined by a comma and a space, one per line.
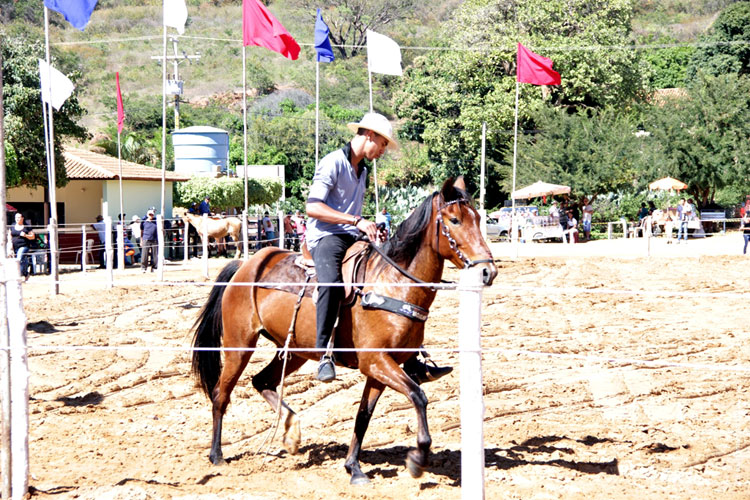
258, 254, 317, 298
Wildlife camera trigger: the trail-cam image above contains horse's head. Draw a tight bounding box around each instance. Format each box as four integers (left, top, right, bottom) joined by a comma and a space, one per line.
433, 177, 497, 286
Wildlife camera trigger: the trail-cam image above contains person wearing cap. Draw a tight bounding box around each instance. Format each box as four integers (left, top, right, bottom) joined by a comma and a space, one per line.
140, 210, 159, 272
198, 196, 212, 216
305, 112, 451, 384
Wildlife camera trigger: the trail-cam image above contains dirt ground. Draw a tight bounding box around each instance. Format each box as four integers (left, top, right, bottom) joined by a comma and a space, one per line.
14, 236, 750, 499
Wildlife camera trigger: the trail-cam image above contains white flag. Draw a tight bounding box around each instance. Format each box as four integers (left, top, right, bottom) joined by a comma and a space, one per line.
38, 59, 74, 111
366, 30, 402, 76
163, 0, 188, 35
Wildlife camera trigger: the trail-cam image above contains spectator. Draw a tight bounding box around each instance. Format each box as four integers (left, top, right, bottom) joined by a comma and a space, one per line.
637, 202, 649, 221
376, 207, 392, 236
198, 196, 212, 216
283, 212, 298, 251
262, 211, 276, 247
566, 210, 579, 243
676, 198, 689, 243
140, 209, 159, 272
130, 215, 142, 263
10, 212, 35, 281
582, 198, 594, 241
92, 215, 107, 268
742, 211, 750, 254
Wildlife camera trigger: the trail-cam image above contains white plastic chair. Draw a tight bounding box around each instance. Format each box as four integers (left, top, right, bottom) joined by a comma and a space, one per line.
75, 239, 95, 265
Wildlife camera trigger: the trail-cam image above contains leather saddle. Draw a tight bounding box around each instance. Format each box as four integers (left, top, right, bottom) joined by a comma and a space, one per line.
259, 241, 371, 307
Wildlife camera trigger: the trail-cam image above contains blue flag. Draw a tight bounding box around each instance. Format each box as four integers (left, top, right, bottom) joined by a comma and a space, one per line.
44, 0, 98, 31
314, 9, 334, 63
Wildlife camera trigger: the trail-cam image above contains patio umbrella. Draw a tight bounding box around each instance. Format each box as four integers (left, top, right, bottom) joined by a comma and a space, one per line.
649, 176, 687, 191
6, 203, 17, 212
511, 180, 571, 200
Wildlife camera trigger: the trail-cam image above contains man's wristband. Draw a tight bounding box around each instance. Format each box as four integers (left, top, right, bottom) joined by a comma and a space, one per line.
352, 216, 362, 226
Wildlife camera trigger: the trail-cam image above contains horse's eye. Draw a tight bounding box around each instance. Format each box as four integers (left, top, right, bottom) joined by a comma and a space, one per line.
450, 217, 460, 225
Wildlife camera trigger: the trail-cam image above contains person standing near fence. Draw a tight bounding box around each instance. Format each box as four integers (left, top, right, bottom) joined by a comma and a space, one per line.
582, 198, 594, 241
92, 215, 107, 268
140, 209, 159, 273
741, 211, 750, 254
262, 211, 275, 247
10, 212, 35, 281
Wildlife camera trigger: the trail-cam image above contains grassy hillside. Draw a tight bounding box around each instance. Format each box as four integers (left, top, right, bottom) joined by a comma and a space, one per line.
40, 0, 735, 134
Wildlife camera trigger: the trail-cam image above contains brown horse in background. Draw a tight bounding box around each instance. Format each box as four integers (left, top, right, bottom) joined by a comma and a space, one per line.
191, 177, 497, 484
182, 213, 243, 258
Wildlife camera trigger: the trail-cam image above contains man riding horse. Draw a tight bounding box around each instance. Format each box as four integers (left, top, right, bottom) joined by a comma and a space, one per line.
306, 112, 452, 383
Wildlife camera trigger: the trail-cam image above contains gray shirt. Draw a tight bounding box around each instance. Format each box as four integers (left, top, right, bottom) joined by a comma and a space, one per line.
305, 143, 367, 249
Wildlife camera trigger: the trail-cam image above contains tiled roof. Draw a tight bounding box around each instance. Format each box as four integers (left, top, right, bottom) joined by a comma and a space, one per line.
64, 147, 191, 182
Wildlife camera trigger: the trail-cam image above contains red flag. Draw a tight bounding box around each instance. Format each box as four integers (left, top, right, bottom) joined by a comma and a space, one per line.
516, 43, 561, 86
116, 72, 125, 134
242, 0, 300, 60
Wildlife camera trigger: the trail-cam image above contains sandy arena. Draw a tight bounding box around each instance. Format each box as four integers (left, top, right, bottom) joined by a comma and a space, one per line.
12, 234, 750, 499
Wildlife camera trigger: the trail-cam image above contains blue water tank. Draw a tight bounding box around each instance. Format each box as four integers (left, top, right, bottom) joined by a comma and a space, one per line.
172, 126, 229, 175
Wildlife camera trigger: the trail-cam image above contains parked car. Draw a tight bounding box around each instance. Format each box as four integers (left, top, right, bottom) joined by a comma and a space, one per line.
486, 206, 538, 241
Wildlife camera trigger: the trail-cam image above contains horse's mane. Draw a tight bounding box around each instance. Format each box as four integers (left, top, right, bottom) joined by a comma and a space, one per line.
380, 180, 472, 265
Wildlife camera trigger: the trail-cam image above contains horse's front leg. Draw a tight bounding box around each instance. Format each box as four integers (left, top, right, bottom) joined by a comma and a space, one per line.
358, 353, 432, 480
345, 377, 385, 485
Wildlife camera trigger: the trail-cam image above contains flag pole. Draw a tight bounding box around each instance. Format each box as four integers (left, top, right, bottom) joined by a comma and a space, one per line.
43, 7, 60, 295
242, 45, 249, 259
315, 60, 320, 169
117, 128, 124, 270
367, 68, 379, 214
512, 80, 520, 254
159, 2, 167, 280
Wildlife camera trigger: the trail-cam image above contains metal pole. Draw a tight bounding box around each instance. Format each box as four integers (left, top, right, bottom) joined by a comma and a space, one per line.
0, 44, 11, 500
315, 60, 320, 169
480, 122, 486, 211
160, 8, 167, 218
105, 215, 113, 289
81, 225, 87, 272
202, 214, 208, 279
43, 8, 59, 295
157, 214, 165, 281
242, 46, 248, 214
242, 210, 249, 260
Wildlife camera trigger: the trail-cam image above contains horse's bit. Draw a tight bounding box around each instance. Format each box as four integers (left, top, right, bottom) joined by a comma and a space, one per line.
435, 198, 494, 269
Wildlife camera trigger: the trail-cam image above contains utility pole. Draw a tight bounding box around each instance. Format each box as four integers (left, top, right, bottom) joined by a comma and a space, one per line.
151, 37, 200, 130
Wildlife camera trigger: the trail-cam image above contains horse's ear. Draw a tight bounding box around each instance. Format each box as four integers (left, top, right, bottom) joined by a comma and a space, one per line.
454, 176, 466, 192
440, 177, 456, 201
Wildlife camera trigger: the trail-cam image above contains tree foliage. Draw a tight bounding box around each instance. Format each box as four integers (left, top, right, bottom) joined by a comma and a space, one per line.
512, 106, 647, 201
174, 176, 282, 211
2, 28, 88, 188
687, 1, 750, 79
289, 0, 415, 59
642, 72, 750, 207
394, 0, 649, 206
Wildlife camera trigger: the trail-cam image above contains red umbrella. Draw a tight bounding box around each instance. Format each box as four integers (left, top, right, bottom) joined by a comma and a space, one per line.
6, 203, 17, 212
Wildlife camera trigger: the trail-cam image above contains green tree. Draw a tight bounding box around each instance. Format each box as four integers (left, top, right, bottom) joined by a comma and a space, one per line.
174, 176, 282, 211
2, 28, 88, 188
394, 0, 649, 204
686, 2, 750, 79
642, 72, 750, 207
511, 105, 647, 201
639, 35, 695, 89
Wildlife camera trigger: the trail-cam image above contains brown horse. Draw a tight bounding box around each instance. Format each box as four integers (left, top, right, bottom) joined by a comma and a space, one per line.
182, 213, 243, 258
191, 177, 497, 484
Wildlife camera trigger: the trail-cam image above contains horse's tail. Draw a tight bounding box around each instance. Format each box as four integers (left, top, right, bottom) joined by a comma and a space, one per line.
191, 259, 243, 399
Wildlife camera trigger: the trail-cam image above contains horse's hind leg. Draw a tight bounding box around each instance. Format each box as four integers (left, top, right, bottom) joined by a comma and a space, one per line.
251, 353, 308, 454
208, 348, 254, 465
345, 377, 385, 485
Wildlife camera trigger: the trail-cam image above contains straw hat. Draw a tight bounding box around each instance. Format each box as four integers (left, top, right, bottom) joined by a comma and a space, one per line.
347, 112, 399, 151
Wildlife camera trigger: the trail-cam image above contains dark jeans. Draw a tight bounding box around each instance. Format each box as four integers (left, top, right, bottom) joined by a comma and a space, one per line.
141, 239, 158, 270
744, 234, 750, 254
677, 221, 689, 241
310, 233, 356, 352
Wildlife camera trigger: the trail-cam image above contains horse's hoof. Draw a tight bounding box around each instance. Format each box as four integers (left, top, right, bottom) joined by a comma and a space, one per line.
350, 474, 371, 486
406, 451, 425, 478
209, 453, 226, 466
283, 415, 301, 455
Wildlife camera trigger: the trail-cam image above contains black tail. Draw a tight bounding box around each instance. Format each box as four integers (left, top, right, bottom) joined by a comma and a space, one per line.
191, 259, 243, 399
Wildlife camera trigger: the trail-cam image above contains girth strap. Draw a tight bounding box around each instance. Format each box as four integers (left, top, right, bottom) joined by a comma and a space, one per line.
360, 291, 429, 322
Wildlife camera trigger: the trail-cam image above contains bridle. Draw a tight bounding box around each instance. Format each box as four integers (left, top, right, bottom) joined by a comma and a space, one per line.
435, 197, 494, 269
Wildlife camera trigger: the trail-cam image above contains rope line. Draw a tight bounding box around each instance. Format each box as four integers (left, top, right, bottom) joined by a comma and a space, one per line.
13, 345, 750, 374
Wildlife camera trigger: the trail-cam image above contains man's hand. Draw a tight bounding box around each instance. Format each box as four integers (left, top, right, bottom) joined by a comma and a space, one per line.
356, 218, 378, 243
